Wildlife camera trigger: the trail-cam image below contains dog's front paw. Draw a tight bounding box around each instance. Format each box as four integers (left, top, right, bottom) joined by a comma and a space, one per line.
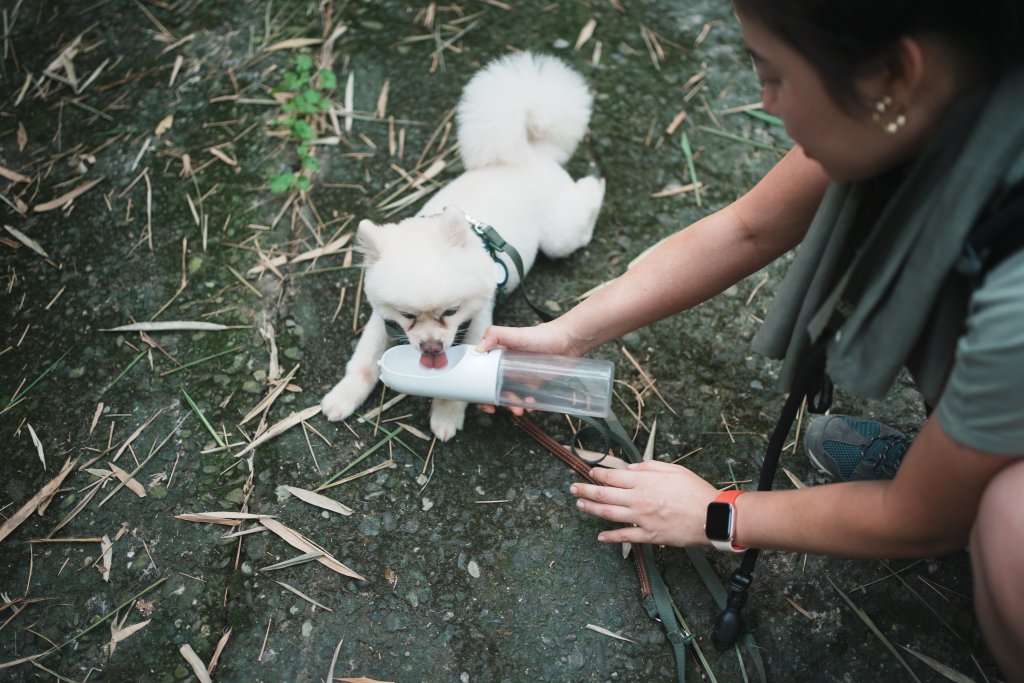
321, 372, 376, 422
430, 398, 467, 441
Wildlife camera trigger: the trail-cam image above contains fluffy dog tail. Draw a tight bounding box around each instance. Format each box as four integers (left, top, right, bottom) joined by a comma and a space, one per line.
456, 52, 592, 169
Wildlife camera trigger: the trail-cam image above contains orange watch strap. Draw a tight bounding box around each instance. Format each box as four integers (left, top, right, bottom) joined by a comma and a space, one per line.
713, 489, 745, 551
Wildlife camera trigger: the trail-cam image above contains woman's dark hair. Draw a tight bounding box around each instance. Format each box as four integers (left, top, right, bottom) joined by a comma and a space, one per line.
733, 0, 1024, 111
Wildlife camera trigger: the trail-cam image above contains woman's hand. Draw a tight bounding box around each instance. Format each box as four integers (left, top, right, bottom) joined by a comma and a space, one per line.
476, 320, 581, 357
570, 460, 720, 547
475, 321, 582, 415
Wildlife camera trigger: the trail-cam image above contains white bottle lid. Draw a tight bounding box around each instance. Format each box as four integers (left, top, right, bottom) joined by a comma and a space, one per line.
378, 344, 502, 404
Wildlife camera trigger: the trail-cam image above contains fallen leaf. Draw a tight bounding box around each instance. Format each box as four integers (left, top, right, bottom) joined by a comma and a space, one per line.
109, 614, 151, 658
4, 226, 49, 259
108, 462, 146, 498
261, 518, 364, 580
155, 114, 174, 137
179, 644, 213, 683
575, 18, 597, 50
264, 37, 323, 52
282, 485, 353, 516
16, 122, 27, 152
0, 458, 76, 544
27, 423, 45, 469
100, 534, 112, 582
585, 623, 636, 643
33, 177, 103, 212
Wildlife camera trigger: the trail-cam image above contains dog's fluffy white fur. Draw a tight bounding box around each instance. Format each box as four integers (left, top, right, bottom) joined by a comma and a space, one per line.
321, 52, 604, 440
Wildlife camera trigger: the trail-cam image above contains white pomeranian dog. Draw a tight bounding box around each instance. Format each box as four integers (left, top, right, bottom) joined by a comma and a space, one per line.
321, 51, 604, 440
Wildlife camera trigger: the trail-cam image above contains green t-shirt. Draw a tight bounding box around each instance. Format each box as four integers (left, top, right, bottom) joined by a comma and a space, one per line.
936, 249, 1024, 455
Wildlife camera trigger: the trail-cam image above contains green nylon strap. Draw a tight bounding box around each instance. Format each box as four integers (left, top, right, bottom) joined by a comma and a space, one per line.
466, 216, 556, 322
602, 413, 690, 683
601, 412, 767, 683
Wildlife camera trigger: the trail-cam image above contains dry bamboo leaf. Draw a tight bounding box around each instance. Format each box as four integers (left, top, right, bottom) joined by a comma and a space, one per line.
27, 423, 45, 469
650, 181, 703, 198
109, 615, 151, 658
108, 462, 147, 498
16, 122, 27, 152
0, 458, 76, 545
0, 164, 31, 183
89, 402, 104, 435
232, 405, 321, 458
282, 485, 353, 516
4, 226, 49, 259
261, 518, 364, 581
100, 534, 112, 582
643, 418, 656, 461
176, 512, 269, 526
782, 468, 807, 489
208, 147, 238, 167
575, 18, 597, 50
179, 644, 213, 683
338, 678, 395, 683
397, 422, 431, 441
264, 37, 323, 52
155, 114, 174, 137
102, 321, 231, 332
33, 177, 104, 212
585, 623, 636, 643
207, 628, 231, 674
344, 72, 354, 133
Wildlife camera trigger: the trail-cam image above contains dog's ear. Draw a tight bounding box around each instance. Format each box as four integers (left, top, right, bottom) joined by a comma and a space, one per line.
356, 219, 384, 263
440, 206, 472, 247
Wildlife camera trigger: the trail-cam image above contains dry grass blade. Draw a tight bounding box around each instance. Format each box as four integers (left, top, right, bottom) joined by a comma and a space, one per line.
5, 226, 49, 259
179, 644, 213, 683
619, 346, 678, 416
33, 177, 103, 212
282, 485, 353, 516
233, 405, 321, 458
0, 458, 76, 545
0, 164, 31, 183
826, 575, 922, 683
264, 37, 323, 52
649, 181, 703, 199
900, 646, 976, 683
585, 623, 636, 643
273, 579, 332, 612
240, 364, 300, 425
782, 468, 806, 489
261, 517, 365, 581
337, 678, 395, 683
113, 409, 164, 463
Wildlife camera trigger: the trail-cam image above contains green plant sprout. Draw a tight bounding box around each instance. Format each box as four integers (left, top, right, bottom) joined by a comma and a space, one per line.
268, 53, 338, 195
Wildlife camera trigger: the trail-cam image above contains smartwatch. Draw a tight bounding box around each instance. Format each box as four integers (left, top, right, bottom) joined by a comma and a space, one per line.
704, 490, 746, 552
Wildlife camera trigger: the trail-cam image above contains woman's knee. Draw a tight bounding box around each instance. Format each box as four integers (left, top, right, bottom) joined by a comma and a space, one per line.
970, 459, 1024, 610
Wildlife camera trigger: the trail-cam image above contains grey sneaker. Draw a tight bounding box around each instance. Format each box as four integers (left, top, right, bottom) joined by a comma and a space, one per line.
805, 415, 914, 482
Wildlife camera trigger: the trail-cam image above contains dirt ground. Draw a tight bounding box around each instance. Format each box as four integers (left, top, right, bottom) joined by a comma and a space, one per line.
0, 1, 1004, 681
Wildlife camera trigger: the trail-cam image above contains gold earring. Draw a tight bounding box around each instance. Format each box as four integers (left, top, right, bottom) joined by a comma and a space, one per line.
872, 96, 906, 134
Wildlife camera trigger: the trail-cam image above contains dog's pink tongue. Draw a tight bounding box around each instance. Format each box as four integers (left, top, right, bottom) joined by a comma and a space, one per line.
419, 353, 448, 369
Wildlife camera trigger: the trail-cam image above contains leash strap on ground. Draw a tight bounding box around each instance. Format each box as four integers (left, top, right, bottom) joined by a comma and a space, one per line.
510, 413, 690, 683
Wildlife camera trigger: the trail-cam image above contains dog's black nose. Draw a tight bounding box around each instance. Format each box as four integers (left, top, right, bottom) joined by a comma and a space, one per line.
420, 340, 444, 356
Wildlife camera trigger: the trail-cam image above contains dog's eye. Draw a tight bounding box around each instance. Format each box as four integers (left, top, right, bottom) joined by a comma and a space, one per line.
400, 312, 416, 320
442, 307, 459, 318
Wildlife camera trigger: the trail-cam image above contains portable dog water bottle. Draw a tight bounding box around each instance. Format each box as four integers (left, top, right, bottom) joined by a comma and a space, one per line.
378, 344, 614, 418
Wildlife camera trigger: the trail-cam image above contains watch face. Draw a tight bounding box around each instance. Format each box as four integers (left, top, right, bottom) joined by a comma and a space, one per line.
705, 502, 734, 541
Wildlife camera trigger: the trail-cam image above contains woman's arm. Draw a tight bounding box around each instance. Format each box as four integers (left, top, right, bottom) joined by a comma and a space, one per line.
479, 146, 829, 356
572, 415, 1015, 558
